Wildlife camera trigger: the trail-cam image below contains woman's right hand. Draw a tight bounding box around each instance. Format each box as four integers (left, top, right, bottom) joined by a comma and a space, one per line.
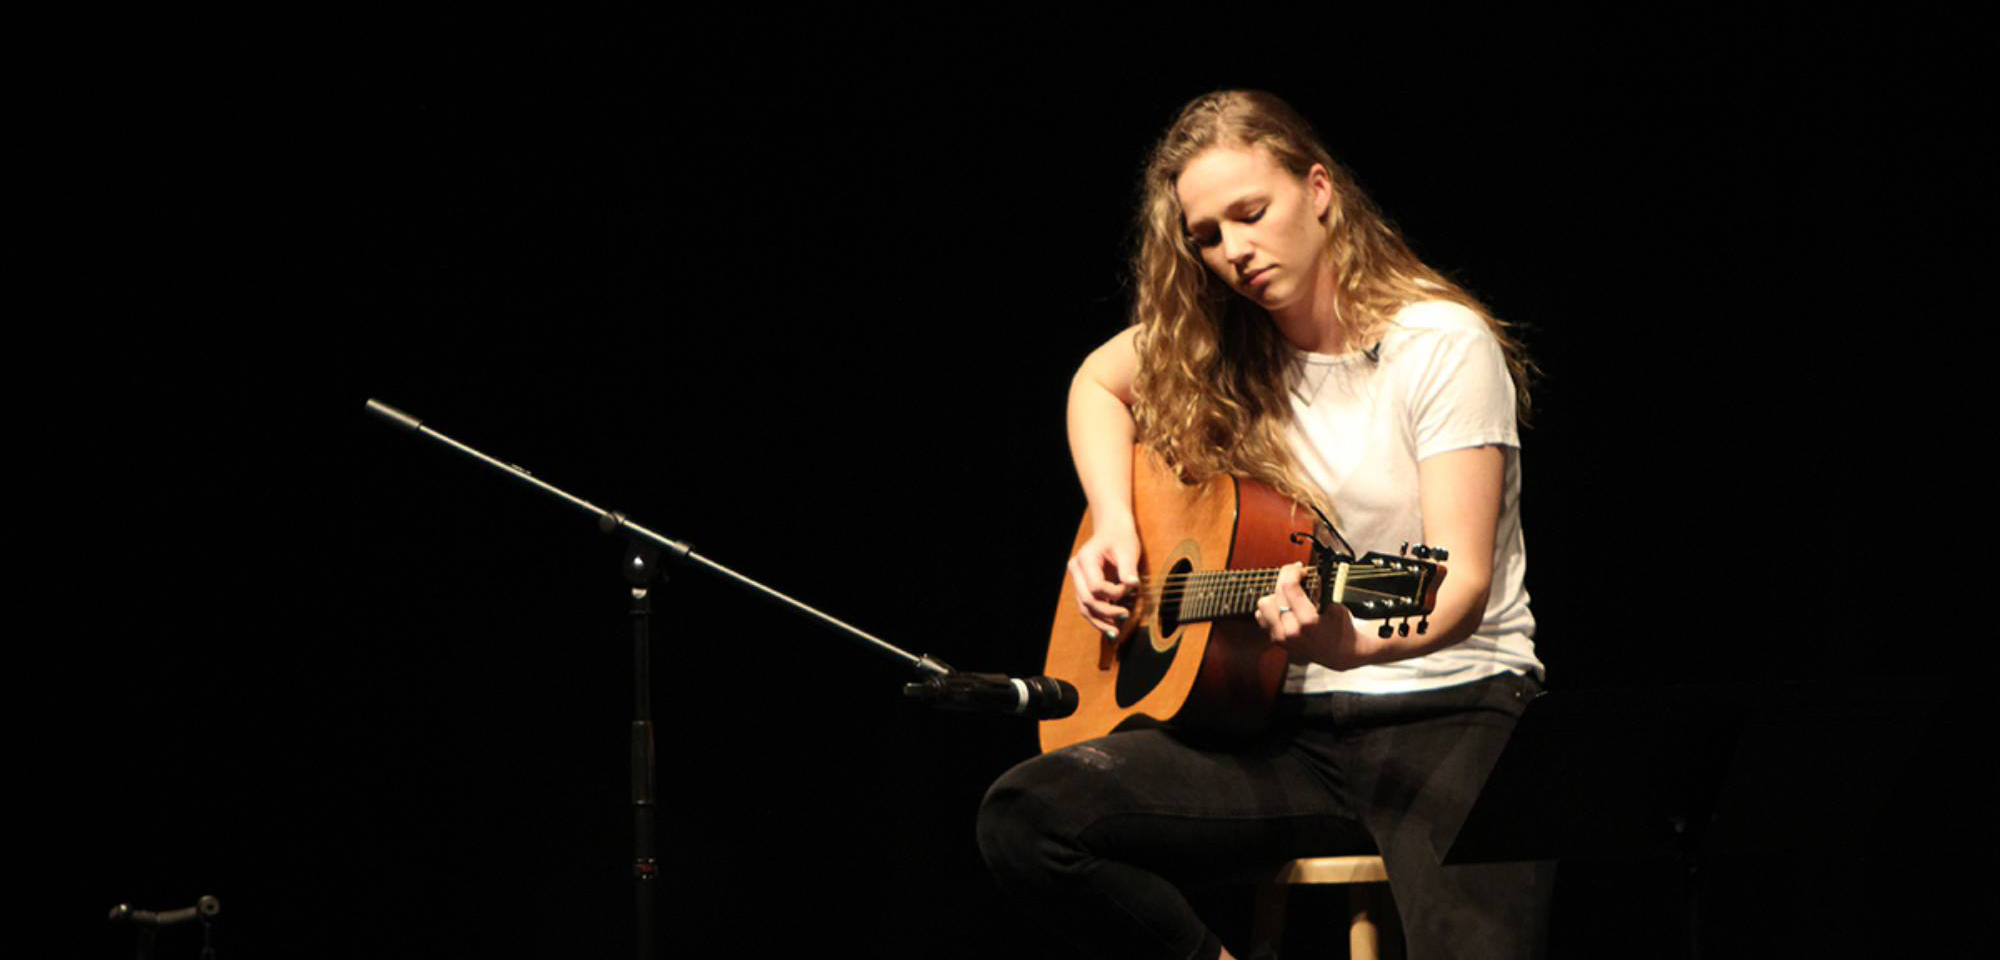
1068, 515, 1142, 638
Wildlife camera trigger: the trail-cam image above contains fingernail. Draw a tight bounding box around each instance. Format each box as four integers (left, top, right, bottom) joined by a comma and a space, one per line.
1103, 628, 1117, 640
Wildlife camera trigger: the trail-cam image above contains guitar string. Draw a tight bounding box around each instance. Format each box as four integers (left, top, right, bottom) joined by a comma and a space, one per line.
1138, 569, 1424, 609
1137, 569, 1413, 595
1146, 578, 1413, 602
1143, 587, 1409, 601
1146, 586, 1412, 605
1129, 568, 1412, 587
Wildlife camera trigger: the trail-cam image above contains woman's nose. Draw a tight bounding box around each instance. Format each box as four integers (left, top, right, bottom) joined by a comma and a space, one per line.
1221, 231, 1253, 268
1216, 226, 1247, 264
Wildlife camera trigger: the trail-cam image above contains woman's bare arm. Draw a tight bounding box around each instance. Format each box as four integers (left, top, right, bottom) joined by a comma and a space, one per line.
1065, 327, 1143, 637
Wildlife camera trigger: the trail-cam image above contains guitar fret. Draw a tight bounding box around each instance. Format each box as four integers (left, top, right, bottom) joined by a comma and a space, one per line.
1171, 566, 1329, 622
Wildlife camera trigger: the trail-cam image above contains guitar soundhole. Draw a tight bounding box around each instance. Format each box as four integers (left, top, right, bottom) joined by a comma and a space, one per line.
1155, 557, 1192, 639
1113, 557, 1193, 708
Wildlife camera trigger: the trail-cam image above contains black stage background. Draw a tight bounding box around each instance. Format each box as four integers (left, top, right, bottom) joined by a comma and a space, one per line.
69, 11, 1985, 959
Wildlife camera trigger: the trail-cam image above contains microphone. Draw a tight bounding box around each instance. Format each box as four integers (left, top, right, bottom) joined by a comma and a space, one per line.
904, 672, 1079, 720
108, 895, 220, 926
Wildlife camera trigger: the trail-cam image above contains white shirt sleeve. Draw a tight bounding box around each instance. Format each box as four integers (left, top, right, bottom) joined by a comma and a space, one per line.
1401, 303, 1520, 461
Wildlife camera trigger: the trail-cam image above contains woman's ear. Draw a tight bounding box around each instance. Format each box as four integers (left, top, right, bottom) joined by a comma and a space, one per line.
1308, 163, 1336, 222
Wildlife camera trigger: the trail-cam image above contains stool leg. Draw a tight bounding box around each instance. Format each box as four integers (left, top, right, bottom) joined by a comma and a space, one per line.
1348, 886, 1380, 960
1350, 884, 1403, 960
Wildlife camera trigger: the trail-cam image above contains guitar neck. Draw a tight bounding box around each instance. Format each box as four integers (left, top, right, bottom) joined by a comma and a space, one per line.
1163, 565, 1346, 623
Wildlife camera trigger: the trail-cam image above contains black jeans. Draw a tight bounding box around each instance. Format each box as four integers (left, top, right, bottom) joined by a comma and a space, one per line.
977, 672, 1552, 960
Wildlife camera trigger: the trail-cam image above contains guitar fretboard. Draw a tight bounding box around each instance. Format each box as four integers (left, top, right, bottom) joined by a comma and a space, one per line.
1151, 563, 1418, 623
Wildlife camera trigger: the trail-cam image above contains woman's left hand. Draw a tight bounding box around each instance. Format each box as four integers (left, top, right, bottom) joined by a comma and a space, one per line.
1254, 562, 1377, 671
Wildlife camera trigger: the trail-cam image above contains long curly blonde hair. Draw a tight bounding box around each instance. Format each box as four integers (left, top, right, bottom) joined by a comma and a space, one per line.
1129, 90, 1533, 511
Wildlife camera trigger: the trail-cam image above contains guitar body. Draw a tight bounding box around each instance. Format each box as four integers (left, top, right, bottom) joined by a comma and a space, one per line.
1039, 448, 1313, 753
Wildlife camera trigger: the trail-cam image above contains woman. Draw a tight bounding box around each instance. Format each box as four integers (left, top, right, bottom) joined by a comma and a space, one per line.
977, 91, 1550, 960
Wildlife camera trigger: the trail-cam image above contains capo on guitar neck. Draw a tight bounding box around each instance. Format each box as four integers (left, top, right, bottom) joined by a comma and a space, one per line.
1288, 503, 1355, 613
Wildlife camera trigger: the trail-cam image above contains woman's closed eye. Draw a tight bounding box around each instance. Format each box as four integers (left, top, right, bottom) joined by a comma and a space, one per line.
1186, 209, 1265, 248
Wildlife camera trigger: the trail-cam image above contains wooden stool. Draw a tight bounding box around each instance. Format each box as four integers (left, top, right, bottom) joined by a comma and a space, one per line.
1250, 855, 1400, 960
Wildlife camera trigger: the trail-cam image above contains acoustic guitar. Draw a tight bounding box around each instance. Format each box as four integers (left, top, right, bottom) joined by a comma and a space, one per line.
1039, 447, 1445, 753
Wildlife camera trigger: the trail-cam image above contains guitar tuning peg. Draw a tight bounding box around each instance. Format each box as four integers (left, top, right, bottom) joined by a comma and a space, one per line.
1432, 547, 1449, 562
1397, 620, 1411, 638
1378, 623, 1394, 639
1410, 544, 1431, 559
1416, 615, 1430, 635
1399, 541, 1411, 556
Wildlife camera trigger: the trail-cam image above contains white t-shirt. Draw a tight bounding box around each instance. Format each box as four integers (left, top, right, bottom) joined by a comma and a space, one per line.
1283, 300, 1542, 695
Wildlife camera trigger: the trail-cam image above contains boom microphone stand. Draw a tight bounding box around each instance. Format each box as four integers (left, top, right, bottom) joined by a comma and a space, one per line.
365, 400, 1067, 958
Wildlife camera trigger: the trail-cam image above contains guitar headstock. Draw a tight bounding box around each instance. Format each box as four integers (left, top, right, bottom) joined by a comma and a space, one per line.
1311, 544, 1448, 636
